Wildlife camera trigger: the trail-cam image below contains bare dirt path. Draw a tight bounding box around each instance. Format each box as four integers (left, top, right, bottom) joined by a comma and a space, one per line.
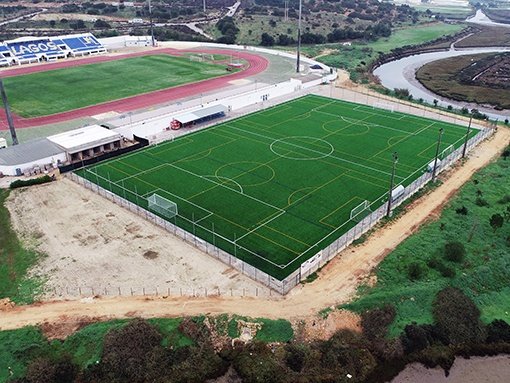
0, 127, 508, 330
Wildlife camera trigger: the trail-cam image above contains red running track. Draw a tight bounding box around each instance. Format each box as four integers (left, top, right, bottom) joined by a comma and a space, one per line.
0, 48, 268, 129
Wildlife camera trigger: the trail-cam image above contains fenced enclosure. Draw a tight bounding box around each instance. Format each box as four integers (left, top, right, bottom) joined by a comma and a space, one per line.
68, 123, 493, 295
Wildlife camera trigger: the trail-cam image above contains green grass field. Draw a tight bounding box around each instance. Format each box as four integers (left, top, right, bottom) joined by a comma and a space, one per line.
3, 55, 230, 118
76, 95, 476, 280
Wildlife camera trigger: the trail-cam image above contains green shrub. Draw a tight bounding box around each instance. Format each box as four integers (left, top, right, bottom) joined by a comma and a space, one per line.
433, 287, 486, 345
475, 196, 489, 207
9, 175, 53, 189
444, 241, 466, 263
438, 264, 456, 278
362, 305, 396, 340
407, 262, 424, 281
487, 319, 510, 343
455, 206, 468, 215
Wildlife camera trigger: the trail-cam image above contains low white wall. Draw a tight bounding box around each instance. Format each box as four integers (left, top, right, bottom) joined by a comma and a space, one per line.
114, 78, 305, 141
0, 152, 66, 176
99, 35, 154, 50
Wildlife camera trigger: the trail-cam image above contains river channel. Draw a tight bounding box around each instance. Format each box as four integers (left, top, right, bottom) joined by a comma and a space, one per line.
373, 10, 510, 120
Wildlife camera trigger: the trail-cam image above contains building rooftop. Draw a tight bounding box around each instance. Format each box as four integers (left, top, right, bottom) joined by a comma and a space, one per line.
0, 138, 64, 166
48, 125, 121, 153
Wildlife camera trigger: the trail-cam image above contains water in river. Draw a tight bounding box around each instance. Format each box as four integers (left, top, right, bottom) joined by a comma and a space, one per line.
373, 11, 510, 120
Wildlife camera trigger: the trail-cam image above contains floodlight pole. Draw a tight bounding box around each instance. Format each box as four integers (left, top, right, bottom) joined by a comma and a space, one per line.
203, 0, 206, 13
462, 115, 472, 158
296, 0, 302, 73
431, 127, 444, 182
386, 151, 398, 218
148, 0, 155, 47
0, 78, 18, 145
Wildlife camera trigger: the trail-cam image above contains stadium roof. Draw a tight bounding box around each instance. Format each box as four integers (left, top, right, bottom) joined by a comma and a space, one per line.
48, 125, 121, 153
0, 138, 64, 166
174, 104, 227, 124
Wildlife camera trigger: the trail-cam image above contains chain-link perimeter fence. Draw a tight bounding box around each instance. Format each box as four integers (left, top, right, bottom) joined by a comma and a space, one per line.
68, 97, 495, 295
49, 284, 275, 299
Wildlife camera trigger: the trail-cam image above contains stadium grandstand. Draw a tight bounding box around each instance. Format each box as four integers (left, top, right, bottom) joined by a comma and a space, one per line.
0, 33, 106, 66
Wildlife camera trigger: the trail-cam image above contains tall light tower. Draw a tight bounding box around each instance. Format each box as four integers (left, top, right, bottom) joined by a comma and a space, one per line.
0, 78, 18, 146
431, 127, 444, 182
386, 152, 398, 217
296, 0, 302, 73
148, 0, 155, 47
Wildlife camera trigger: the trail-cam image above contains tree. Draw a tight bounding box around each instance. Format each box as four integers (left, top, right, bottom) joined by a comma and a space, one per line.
433, 287, 486, 345
487, 319, 510, 343
489, 213, 504, 232
25, 357, 77, 383
94, 19, 111, 29
260, 32, 275, 46
433, 99, 438, 107
444, 241, 465, 263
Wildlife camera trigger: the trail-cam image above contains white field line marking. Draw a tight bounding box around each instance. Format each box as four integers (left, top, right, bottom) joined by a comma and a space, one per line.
227, 124, 405, 181
235, 210, 286, 242
165, 161, 285, 214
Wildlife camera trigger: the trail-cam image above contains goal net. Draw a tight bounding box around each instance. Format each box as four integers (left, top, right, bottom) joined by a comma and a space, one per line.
189, 55, 203, 62
373, 102, 394, 113
350, 200, 372, 222
147, 193, 178, 219
440, 144, 454, 160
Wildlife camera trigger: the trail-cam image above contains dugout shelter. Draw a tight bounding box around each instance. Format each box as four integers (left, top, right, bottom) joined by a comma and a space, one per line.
170, 105, 227, 130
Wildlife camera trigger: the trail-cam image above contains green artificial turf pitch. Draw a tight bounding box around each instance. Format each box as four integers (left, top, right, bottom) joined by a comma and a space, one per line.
3, 55, 229, 118
76, 95, 477, 280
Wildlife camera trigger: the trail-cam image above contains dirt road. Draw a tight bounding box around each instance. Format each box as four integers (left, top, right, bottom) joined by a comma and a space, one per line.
0, 127, 508, 331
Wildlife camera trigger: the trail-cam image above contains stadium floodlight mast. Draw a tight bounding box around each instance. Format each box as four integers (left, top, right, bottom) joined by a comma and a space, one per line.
386, 151, 398, 217
462, 115, 473, 158
431, 127, 444, 182
0, 77, 18, 146
148, 0, 155, 47
296, 0, 302, 73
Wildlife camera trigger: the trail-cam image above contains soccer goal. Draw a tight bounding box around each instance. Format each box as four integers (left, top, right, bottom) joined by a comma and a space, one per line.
372, 102, 395, 113
147, 193, 178, 219
350, 200, 372, 222
189, 55, 203, 62
440, 144, 454, 160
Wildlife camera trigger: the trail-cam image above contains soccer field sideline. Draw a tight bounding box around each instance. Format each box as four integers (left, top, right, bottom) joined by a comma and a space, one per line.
76, 94, 478, 279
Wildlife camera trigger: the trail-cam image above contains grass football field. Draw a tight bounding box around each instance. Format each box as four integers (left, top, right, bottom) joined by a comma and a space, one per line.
3, 55, 230, 118
76, 95, 477, 279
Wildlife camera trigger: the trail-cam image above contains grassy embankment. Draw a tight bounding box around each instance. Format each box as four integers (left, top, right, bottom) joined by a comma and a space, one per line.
343, 143, 510, 337
0, 189, 44, 304
304, 23, 464, 80
0, 316, 293, 382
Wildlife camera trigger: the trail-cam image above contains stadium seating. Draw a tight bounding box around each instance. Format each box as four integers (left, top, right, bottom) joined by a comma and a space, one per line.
0, 45, 12, 66
59, 34, 107, 56
0, 33, 106, 66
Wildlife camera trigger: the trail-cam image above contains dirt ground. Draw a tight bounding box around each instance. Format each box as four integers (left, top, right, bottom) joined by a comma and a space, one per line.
6, 178, 270, 299
0, 126, 508, 332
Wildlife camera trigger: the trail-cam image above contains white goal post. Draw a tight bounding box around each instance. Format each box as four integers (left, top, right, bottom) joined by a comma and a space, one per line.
350, 200, 371, 222
372, 102, 395, 113
147, 193, 178, 219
